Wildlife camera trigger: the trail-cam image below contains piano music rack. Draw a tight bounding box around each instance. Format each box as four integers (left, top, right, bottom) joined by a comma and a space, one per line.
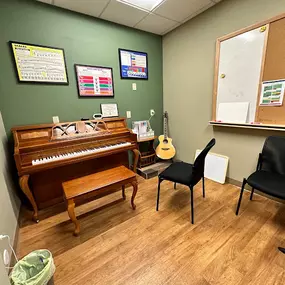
51, 120, 110, 140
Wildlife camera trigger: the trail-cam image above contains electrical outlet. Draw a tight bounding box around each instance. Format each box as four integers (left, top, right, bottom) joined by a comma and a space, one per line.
150, 109, 155, 116
126, 111, 131, 119
52, 116, 59, 123
3, 249, 9, 266
132, 83, 137, 91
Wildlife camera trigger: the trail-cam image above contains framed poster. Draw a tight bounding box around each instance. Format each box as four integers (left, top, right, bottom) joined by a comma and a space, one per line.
10, 41, 68, 84
100, 103, 119, 118
118, 48, 148, 80
75, 64, 114, 97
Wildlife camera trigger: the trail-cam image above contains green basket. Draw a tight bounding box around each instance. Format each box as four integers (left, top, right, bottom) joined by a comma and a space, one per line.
9, 250, 55, 285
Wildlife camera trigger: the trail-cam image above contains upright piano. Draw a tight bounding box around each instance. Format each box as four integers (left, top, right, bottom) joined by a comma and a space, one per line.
12, 117, 139, 222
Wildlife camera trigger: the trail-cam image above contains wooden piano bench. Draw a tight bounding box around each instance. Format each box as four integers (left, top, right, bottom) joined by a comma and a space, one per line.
62, 166, 138, 236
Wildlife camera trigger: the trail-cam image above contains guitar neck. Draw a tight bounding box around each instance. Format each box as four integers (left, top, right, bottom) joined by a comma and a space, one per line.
164, 116, 168, 139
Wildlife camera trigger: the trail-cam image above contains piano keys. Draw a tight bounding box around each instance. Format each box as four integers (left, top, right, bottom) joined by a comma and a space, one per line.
12, 117, 139, 222
31, 142, 132, 166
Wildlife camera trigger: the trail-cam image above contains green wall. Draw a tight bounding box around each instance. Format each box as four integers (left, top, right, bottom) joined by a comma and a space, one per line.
0, 0, 163, 135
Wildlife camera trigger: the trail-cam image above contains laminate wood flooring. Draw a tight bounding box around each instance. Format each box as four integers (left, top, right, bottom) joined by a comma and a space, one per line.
17, 176, 285, 284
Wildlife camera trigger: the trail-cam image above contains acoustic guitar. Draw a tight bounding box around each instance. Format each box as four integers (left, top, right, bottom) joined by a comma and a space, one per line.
155, 111, 176, 160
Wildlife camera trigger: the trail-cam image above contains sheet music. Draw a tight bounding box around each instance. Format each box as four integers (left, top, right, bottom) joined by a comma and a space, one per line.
101, 104, 118, 118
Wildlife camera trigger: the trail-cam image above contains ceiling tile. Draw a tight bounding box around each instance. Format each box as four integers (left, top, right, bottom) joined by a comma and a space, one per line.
135, 13, 178, 35
54, 0, 110, 18
161, 22, 181, 35
154, 0, 212, 22
100, 0, 148, 27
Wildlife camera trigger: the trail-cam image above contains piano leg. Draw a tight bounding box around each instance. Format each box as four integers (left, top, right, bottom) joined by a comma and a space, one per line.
132, 149, 140, 173
67, 199, 80, 236
130, 180, 138, 210
19, 175, 39, 223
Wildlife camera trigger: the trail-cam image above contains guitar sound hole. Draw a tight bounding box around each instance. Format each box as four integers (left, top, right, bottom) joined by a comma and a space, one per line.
163, 139, 168, 144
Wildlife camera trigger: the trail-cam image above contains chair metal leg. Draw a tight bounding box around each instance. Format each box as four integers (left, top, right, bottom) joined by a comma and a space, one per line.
202, 176, 205, 198
236, 178, 247, 216
250, 187, 255, 201
190, 186, 194, 224
174, 182, 177, 190
156, 178, 162, 211
278, 247, 285, 254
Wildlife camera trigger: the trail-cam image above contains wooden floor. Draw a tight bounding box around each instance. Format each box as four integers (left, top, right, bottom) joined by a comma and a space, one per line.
17, 176, 285, 285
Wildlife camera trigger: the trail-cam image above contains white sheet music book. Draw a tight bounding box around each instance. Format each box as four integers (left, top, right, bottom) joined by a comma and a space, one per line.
217, 102, 249, 123
101, 103, 119, 118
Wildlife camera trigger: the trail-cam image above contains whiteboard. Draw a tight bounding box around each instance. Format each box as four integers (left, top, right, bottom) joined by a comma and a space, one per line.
217, 27, 266, 123
195, 150, 229, 184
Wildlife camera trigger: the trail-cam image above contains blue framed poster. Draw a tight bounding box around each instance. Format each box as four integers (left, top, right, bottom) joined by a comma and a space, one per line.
119, 49, 148, 80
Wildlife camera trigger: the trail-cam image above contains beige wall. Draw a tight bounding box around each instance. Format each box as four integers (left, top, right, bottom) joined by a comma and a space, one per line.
0, 111, 20, 270
0, 256, 10, 285
163, 0, 285, 181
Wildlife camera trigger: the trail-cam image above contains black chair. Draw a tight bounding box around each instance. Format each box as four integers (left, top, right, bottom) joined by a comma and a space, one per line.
236, 136, 285, 215
156, 138, 216, 224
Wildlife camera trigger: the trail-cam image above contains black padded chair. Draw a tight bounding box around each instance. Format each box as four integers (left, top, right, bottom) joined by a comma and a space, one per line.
156, 138, 216, 224
236, 136, 285, 215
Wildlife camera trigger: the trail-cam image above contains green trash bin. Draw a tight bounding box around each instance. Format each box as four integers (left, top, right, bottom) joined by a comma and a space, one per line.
9, 249, 55, 285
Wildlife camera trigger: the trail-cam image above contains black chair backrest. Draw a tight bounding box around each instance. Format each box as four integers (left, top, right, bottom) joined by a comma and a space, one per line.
261, 136, 285, 175
191, 138, 216, 186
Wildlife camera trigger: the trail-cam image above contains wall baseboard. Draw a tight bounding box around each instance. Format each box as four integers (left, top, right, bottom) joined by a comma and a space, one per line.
226, 176, 285, 204
226, 177, 250, 189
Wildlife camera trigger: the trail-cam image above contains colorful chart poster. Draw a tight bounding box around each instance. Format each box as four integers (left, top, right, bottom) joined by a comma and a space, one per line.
10, 41, 68, 84
259, 80, 285, 106
119, 49, 148, 79
75, 65, 114, 97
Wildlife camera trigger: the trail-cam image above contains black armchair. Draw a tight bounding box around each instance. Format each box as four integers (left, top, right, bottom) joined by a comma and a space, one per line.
156, 138, 216, 224
236, 136, 285, 215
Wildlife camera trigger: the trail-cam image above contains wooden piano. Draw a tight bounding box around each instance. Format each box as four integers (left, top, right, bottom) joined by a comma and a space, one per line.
12, 117, 139, 222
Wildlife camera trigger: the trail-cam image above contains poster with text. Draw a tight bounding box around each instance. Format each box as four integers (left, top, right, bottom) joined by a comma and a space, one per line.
119, 49, 148, 79
259, 80, 285, 106
75, 65, 114, 97
10, 41, 68, 84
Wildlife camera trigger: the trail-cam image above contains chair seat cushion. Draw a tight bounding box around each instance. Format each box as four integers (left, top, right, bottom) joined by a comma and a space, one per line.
159, 162, 193, 186
247, 170, 285, 199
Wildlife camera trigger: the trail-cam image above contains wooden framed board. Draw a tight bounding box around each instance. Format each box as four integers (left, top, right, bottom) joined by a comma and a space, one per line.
211, 12, 285, 130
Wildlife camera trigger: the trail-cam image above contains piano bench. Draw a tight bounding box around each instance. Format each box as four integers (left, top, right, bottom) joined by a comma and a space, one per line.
62, 166, 138, 236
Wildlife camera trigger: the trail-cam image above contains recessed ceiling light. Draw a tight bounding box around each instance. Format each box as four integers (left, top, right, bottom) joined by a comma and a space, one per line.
117, 0, 164, 12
